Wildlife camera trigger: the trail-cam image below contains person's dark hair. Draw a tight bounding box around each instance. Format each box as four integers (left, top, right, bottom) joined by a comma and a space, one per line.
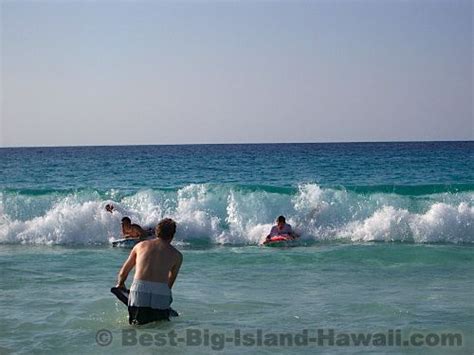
156, 218, 177, 241
277, 215, 286, 223
121, 217, 131, 224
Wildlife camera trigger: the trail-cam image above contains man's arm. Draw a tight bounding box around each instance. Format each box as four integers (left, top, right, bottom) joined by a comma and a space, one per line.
283, 224, 295, 238
267, 226, 276, 239
288, 225, 298, 239
116, 247, 137, 288
168, 252, 183, 289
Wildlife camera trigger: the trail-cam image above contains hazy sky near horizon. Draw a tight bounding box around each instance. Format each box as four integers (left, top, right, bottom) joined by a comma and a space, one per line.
1, 0, 472, 147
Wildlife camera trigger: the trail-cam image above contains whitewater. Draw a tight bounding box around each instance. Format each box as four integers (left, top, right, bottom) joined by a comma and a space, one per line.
1, 183, 472, 245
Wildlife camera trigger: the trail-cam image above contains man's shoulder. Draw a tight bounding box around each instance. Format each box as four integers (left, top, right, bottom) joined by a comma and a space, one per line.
133, 239, 153, 251
168, 245, 183, 261
171, 245, 183, 257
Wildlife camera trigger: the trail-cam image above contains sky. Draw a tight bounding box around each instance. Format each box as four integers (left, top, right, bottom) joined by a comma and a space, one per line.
0, 0, 472, 147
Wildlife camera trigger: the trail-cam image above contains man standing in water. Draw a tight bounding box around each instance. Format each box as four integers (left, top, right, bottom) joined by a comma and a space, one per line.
116, 218, 183, 324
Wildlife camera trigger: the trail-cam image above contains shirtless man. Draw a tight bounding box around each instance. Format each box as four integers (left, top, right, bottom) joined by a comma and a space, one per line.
121, 217, 147, 239
116, 218, 183, 324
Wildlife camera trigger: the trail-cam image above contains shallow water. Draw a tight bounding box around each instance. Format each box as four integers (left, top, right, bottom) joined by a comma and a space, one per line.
1, 244, 473, 354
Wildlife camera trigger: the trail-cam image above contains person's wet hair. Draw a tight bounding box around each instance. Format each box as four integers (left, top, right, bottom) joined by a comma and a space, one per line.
277, 215, 286, 223
121, 217, 131, 224
156, 218, 177, 241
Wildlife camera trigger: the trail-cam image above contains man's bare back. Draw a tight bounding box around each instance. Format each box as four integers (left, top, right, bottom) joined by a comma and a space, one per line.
117, 219, 182, 290
134, 239, 182, 286
127, 224, 147, 239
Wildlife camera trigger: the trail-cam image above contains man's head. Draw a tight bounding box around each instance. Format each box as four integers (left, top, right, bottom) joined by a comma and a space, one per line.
277, 215, 286, 229
156, 218, 177, 241
121, 217, 131, 227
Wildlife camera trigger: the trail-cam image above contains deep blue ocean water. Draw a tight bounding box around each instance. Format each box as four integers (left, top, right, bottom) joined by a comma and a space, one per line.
0, 142, 473, 354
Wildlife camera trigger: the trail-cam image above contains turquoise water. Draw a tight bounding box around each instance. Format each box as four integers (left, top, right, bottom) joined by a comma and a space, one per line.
0, 142, 473, 353
1, 244, 473, 354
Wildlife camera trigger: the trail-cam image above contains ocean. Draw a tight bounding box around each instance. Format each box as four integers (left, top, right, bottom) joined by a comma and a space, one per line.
0, 142, 473, 354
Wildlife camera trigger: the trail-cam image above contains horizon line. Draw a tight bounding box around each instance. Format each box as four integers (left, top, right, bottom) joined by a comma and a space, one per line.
0, 139, 472, 149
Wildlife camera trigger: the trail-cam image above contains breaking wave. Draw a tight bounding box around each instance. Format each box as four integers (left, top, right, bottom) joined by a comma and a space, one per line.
0, 183, 472, 245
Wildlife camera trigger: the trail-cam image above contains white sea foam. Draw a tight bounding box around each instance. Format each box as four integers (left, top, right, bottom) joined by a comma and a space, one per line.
0, 184, 472, 245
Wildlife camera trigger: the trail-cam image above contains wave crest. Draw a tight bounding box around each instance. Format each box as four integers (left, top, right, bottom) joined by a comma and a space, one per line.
0, 184, 472, 245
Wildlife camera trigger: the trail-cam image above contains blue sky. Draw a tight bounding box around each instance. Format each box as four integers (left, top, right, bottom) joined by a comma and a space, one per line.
1, 0, 472, 147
